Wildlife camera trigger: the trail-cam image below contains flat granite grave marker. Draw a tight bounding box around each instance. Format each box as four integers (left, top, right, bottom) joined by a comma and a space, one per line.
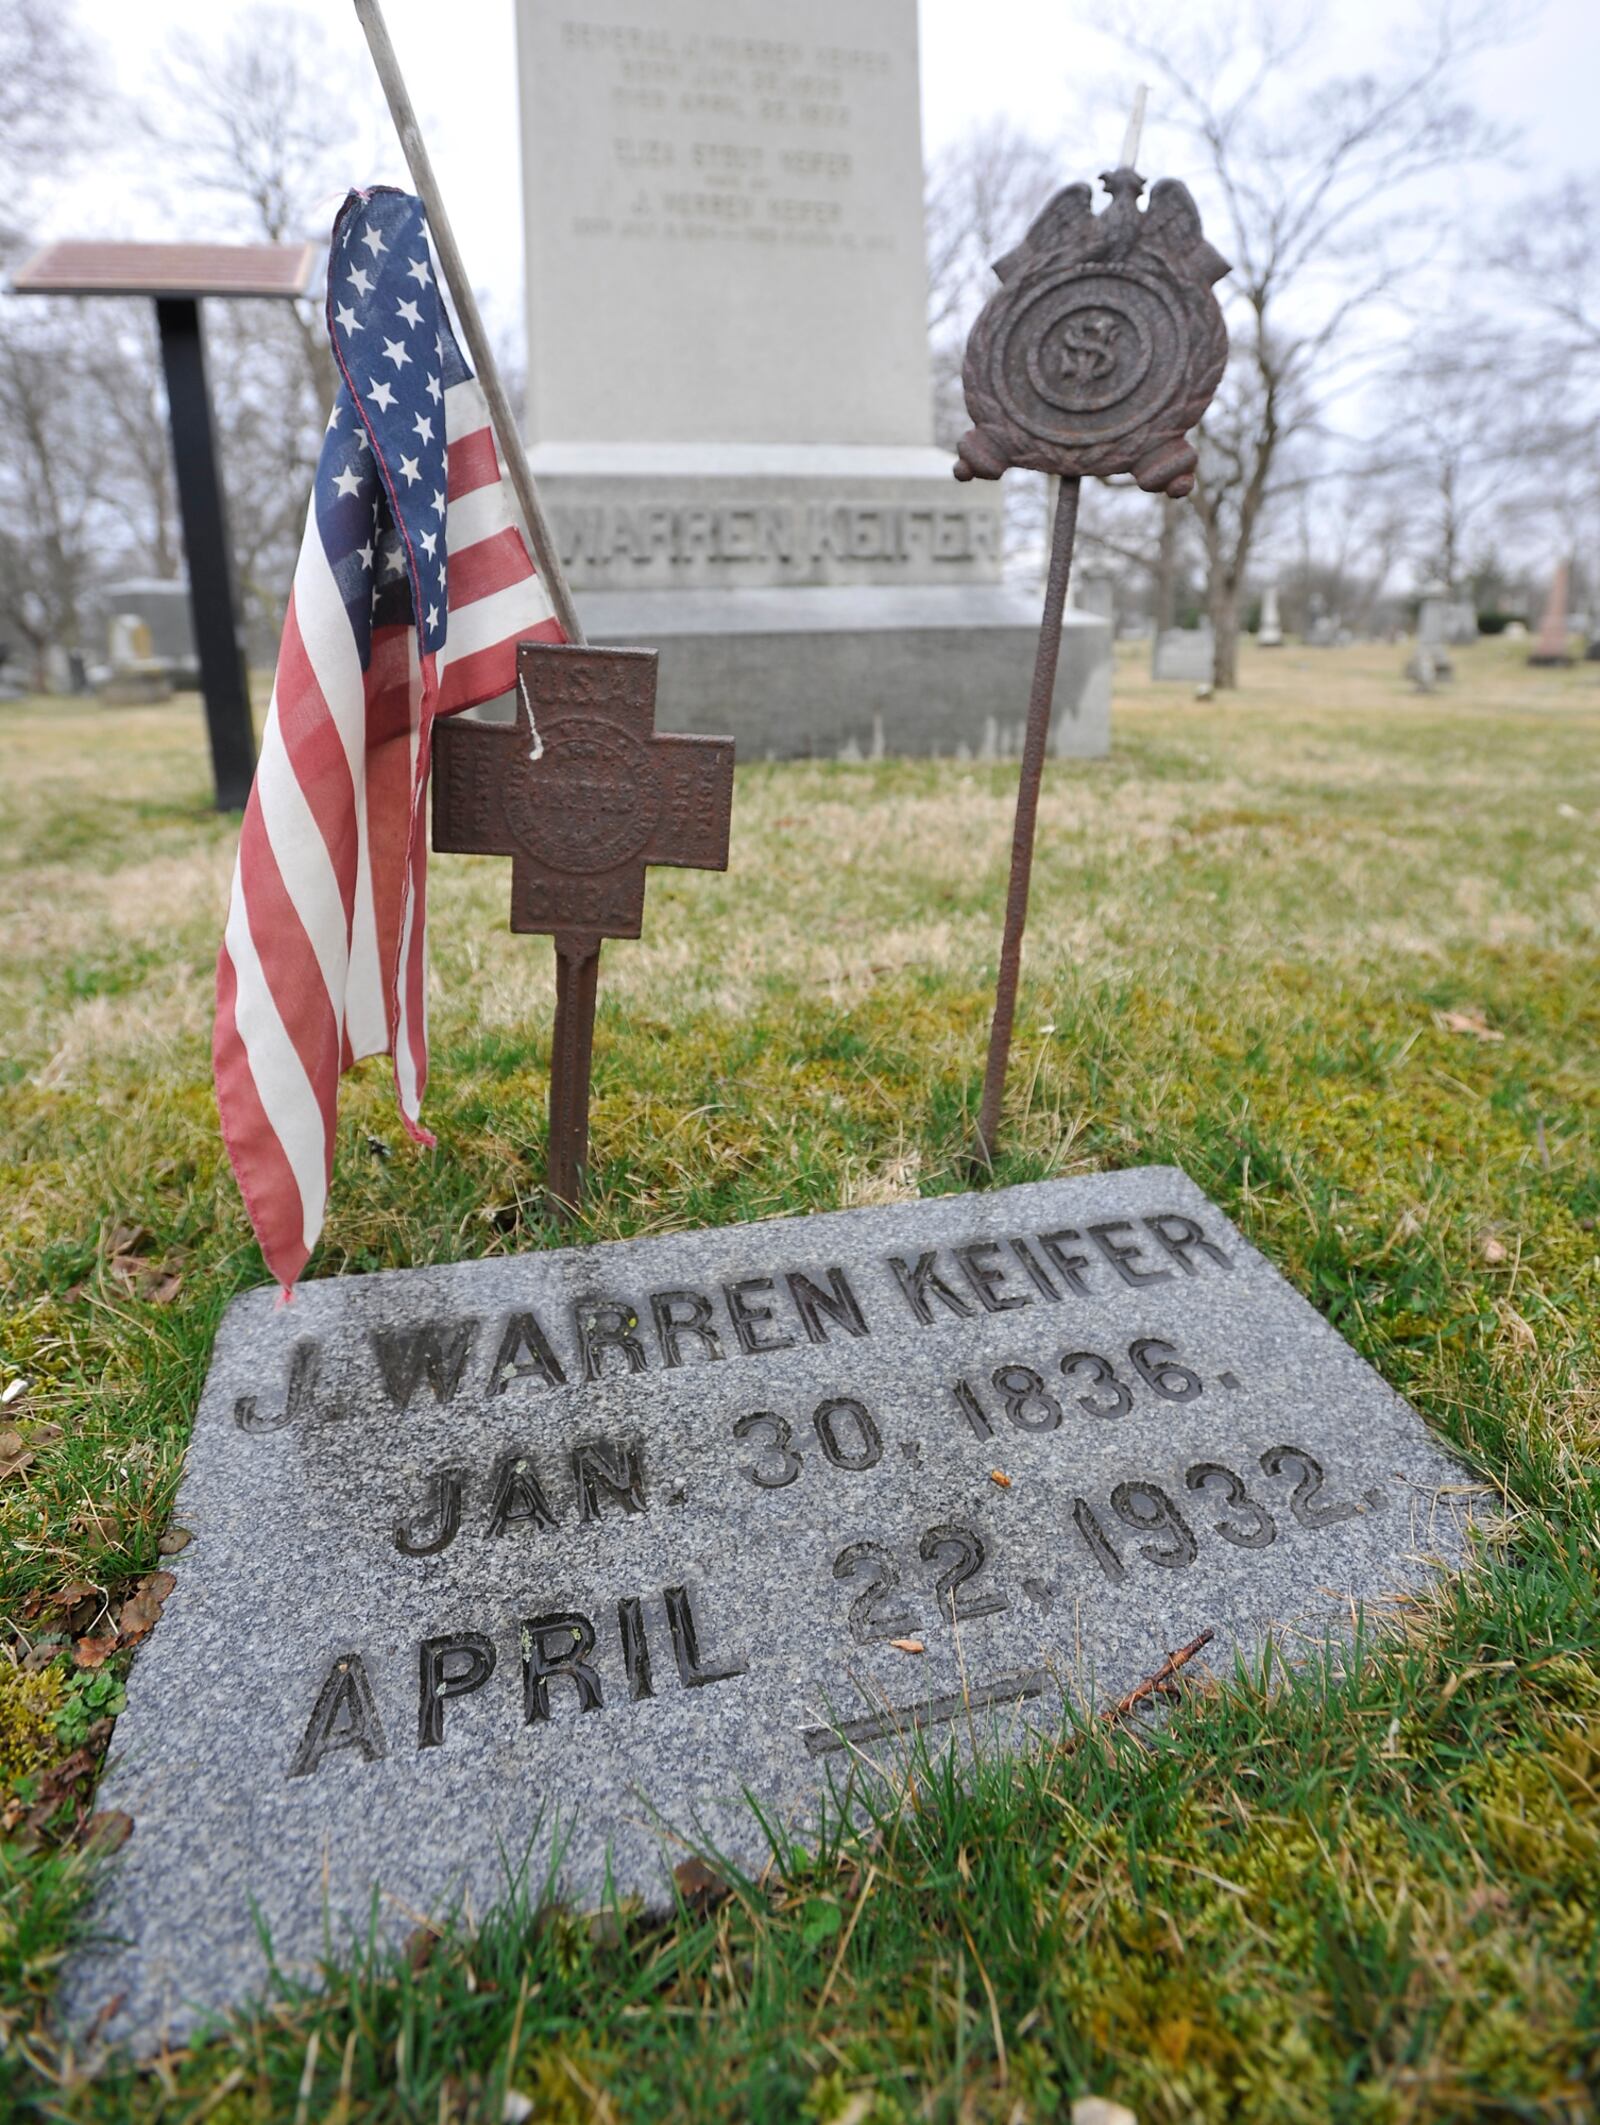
73, 1168, 1471, 2047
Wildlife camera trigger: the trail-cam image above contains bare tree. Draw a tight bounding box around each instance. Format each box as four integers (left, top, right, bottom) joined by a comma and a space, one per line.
1109, 1, 1512, 686
139, 6, 396, 641
1493, 175, 1600, 368
0, 0, 100, 242
925, 119, 1061, 448
151, 5, 391, 409
1368, 326, 1533, 589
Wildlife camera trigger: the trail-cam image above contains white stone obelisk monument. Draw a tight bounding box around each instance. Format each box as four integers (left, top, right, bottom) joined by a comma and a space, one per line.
515, 0, 1110, 758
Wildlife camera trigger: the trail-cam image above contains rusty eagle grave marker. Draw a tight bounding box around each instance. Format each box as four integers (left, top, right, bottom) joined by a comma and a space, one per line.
955, 116, 1230, 1162
69, 1169, 1471, 2048
432, 641, 734, 1206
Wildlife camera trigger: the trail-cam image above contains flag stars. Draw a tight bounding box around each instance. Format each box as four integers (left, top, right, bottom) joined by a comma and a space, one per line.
399, 454, 422, 485
383, 543, 407, 577
359, 224, 388, 258
357, 539, 374, 569
426, 603, 440, 629
326, 402, 342, 432
332, 464, 363, 499
407, 256, 431, 286
335, 303, 362, 336
431, 489, 446, 517
419, 528, 438, 558
366, 378, 397, 412
425, 373, 441, 404
347, 265, 374, 298
382, 336, 412, 371
412, 412, 434, 445
396, 296, 422, 329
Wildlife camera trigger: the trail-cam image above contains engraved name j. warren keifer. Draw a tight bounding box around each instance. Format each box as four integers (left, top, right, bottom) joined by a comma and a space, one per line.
69, 1169, 1472, 2049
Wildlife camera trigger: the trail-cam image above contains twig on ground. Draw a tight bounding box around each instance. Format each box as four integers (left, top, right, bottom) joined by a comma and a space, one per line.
1106, 1627, 1216, 1724
1051, 1627, 1216, 1764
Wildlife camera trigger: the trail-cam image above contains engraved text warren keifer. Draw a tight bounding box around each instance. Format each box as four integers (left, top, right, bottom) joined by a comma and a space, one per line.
237, 1211, 1394, 1781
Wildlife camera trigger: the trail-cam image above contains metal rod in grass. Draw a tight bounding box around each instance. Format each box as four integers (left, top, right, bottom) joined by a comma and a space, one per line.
956, 88, 1231, 1165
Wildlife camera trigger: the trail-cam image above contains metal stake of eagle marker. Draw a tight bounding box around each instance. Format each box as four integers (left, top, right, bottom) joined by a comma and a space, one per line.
354, 0, 736, 1215
958, 92, 1230, 1167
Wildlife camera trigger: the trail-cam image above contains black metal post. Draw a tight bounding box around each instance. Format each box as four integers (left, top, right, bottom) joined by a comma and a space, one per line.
155, 296, 257, 812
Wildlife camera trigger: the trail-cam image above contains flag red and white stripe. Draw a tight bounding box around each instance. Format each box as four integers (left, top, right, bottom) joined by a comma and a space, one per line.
215, 188, 562, 1293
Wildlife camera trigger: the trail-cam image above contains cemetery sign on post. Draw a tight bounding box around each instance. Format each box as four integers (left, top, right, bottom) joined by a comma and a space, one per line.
10, 240, 319, 812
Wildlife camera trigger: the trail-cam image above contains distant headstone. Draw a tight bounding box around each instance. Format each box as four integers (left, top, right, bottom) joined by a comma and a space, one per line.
1503, 620, 1527, 641
1530, 579, 1572, 660
513, 0, 1110, 758
1306, 615, 1338, 648
1072, 568, 1116, 627
1530, 562, 1573, 666
1406, 583, 1454, 686
1257, 585, 1283, 647
104, 578, 200, 687
70, 1169, 1469, 2049
1443, 599, 1479, 646
1152, 626, 1214, 683
100, 613, 173, 706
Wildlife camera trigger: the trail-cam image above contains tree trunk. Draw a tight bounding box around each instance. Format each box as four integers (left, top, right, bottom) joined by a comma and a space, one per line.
1153, 497, 1181, 633
1210, 579, 1241, 689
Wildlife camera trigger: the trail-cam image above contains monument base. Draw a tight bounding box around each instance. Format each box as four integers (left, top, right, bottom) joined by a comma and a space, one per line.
524, 446, 1111, 759
578, 586, 1111, 761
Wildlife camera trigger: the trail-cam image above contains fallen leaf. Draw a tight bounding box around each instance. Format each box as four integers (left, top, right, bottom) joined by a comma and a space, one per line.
0, 1429, 34, 1480
74, 1508, 123, 1548
145, 1271, 183, 1306
673, 1855, 729, 1911
83, 1810, 133, 1854
26, 1421, 62, 1448
1479, 1234, 1509, 1265
157, 1527, 192, 1556
1438, 1008, 1504, 1043
405, 1923, 440, 1971
75, 1637, 118, 1670
990, 1470, 1012, 1488
118, 1571, 177, 1639
1, 1377, 28, 1406
104, 1222, 150, 1259
889, 1638, 925, 1654
48, 1579, 100, 1610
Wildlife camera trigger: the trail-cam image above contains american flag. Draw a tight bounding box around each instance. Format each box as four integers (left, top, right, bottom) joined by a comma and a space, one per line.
215, 186, 562, 1293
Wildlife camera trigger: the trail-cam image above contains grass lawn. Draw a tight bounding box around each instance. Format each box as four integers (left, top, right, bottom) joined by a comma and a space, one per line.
2, 635, 1598, 2120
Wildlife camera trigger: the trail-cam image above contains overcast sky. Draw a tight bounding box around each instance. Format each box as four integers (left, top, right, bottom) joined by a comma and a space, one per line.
48, 0, 1600, 349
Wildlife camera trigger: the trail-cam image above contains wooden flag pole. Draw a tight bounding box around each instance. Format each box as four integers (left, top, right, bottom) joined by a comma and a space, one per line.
352, 0, 585, 647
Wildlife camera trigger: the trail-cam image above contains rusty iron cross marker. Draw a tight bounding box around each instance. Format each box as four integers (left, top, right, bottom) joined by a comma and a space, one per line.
432, 642, 734, 1209
955, 144, 1230, 1165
